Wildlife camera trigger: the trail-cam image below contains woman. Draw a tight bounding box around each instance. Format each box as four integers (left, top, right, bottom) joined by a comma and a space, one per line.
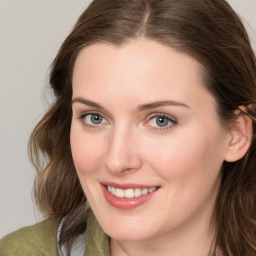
1, 0, 256, 255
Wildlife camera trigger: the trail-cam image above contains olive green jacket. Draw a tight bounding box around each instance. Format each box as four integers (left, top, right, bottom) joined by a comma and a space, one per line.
0, 212, 110, 256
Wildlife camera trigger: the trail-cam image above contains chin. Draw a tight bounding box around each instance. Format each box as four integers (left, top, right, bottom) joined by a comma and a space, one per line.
106, 229, 152, 242
100, 216, 157, 242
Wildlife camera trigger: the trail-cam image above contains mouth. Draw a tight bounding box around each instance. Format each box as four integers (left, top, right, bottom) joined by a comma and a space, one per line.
106, 185, 158, 198
101, 182, 160, 210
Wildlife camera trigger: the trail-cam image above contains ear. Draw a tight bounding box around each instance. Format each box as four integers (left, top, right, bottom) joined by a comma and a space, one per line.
224, 106, 253, 162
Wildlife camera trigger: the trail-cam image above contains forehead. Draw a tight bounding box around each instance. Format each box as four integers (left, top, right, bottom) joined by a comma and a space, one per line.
73, 39, 204, 81
72, 39, 215, 112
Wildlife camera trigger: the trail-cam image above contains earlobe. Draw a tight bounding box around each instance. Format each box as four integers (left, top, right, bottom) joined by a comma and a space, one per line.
224, 106, 253, 162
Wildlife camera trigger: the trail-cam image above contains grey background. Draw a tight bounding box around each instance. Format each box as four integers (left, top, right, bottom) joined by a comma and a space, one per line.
0, 0, 255, 238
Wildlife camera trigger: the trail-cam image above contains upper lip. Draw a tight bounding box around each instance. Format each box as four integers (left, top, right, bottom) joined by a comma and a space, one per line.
101, 181, 160, 189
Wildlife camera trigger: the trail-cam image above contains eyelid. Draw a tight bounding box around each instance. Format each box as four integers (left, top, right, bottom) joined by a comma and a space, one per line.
72, 103, 112, 121
79, 110, 105, 118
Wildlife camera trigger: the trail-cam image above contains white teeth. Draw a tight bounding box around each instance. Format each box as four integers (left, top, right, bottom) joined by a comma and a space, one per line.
124, 189, 134, 198
115, 188, 124, 198
142, 188, 149, 195
111, 187, 115, 195
107, 186, 157, 198
134, 188, 142, 197
149, 187, 156, 193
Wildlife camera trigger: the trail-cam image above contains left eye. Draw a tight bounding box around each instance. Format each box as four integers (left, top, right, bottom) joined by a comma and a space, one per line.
83, 113, 108, 125
148, 115, 175, 128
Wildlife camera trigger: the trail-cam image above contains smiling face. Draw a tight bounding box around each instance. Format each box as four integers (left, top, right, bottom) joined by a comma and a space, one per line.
70, 39, 231, 244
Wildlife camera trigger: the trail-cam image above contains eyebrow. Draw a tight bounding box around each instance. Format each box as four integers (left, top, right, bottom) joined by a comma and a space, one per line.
72, 97, 190, 112
137, 100, 190, 111
72, 97, 105, 110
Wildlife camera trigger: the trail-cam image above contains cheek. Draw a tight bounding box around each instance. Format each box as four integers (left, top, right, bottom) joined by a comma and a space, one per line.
70, 127, 104, 176
144, 126, 225, 184
143, 128, 225, 220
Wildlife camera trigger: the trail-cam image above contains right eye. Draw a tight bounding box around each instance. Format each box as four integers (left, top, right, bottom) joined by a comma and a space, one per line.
80, 113, 108, 127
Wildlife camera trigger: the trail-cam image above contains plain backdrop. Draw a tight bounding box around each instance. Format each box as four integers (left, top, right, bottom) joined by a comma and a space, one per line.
0, 0, 255, 239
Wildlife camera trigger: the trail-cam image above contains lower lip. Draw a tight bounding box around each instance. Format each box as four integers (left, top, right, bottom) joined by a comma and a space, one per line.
101, 185, 158, 210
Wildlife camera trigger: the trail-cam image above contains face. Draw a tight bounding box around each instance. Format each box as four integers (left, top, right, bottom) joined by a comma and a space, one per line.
70, 39, 231, 243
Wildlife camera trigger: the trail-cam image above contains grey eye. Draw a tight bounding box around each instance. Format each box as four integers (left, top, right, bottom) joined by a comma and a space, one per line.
148, 116, 175, 128
156, 117, 170, 127
91, 114, 102, 124
84, 113, 107, 125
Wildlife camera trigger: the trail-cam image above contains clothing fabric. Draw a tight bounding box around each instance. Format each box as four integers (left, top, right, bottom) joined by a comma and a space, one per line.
57, 217, 86, 256
0, 211, 110, 256
0, 218, 59, 256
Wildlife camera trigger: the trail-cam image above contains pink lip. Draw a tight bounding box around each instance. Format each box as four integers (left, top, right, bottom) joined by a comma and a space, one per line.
101, 183, 160, 210
101, 181, 158, 189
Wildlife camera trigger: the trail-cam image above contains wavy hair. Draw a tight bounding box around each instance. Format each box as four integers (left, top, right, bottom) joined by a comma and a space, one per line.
29, 0, 256, 254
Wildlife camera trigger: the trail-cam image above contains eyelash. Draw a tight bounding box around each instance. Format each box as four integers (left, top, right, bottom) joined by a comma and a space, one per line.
145, 113, 177, 131
78, 112, 108, 129
78, 112, 177, 131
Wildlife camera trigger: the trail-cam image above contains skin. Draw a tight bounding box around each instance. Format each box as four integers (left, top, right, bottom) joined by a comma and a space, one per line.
70, 39, 233, 256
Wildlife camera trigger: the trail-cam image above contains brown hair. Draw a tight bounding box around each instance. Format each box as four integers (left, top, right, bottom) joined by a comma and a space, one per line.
29, 0, 256, 254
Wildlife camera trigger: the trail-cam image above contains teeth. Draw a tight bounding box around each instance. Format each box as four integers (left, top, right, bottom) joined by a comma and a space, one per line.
134, 188, 142, 197
149, 187, 156, 193
142, 188, 149, 195
106, 186, 157, 198
111, 187, 115, 195
115, 188, 124, 198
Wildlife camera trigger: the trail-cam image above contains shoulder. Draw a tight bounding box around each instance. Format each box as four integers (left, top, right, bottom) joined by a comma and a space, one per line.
0, 218, 60, 256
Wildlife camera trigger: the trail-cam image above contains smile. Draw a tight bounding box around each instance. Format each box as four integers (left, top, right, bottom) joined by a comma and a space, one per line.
101, 183, 160, 210
107, 186, 157, 198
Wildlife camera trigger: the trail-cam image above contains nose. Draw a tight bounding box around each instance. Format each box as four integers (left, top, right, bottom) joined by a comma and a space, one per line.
104, 125, 142, 175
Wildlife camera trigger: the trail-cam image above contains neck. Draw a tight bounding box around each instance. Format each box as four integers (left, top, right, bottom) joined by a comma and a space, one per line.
111, 229, 215, 256
110, 208, 216, 256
